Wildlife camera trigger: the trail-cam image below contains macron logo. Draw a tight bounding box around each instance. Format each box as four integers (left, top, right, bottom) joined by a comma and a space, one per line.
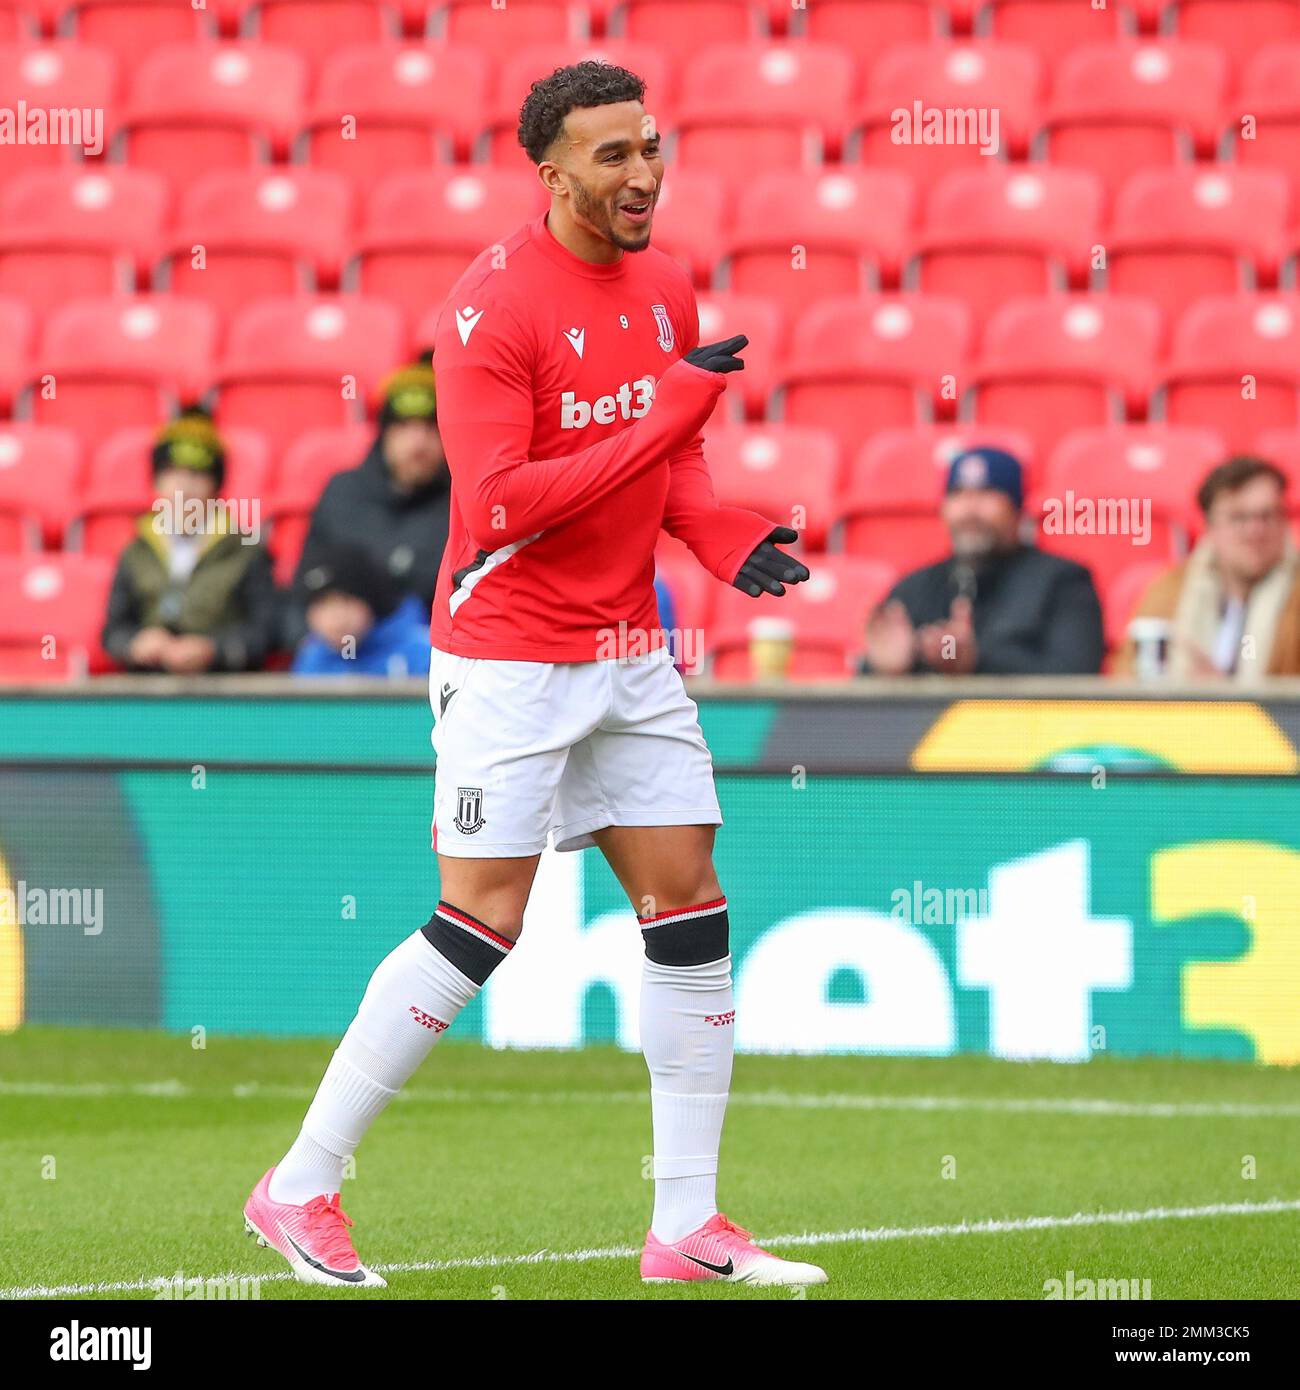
456, 305, 484, 346
563, 326, 585, 359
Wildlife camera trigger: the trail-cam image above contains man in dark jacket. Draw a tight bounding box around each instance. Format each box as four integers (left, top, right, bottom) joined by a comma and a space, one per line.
286, 356, 450, 647
102, 413, 279, 673
860, 447, 1103, 676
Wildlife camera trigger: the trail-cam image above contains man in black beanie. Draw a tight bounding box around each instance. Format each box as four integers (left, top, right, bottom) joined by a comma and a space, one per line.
101, 411, 279, 673
285, 355, 450, 649
860, 447, 1103, 676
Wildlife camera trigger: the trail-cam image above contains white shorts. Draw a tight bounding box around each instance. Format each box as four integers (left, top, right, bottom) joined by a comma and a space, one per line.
429, 644, 723, 857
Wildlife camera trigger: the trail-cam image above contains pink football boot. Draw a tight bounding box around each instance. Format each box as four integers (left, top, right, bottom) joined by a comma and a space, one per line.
243, 1167, 386, 1288
641, 1213, 827, 1286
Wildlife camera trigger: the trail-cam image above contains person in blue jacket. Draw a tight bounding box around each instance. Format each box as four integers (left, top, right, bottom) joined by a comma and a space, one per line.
292, 541, 431, 678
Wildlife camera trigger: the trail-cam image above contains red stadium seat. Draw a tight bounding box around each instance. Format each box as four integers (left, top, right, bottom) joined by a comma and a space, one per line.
1103, 560, 1170, 652
351, 168, 542, 321
910, 167, 1103, 330
0, 296, 33, 412
1034, 425, 1218, 589
0, 168, 168, 315
248, 0, 394, 70
1255, 429, 1300, 482
835, 425, 1037, 567
122, 43, 308, 197
432, 0, 582, 43
162, 169, 355, 315
1041, 42, 1229, 201
700, 424, 841, 549
262, 425, 371, 582
1123, 0, 1167, 27
694, 290, 786, 420
723, 169, 916, 314
0, 424, 84, 547
853, 42, 1043, 177
1172, 0, 1300, 78
67, 0, 209, 71
1106, 167, 1290, 329
610, 0, 763, 68
965, 295, 1163, 460
0, 43, 117, 182
266, 501, 313, 583
1158, 295, 1300, 451
1253, 431, 1300, 531
672, 116, 822, 183
0, 553, 114, 677
708, 555, 897, 680
646, 170, 730, 285
0, 501, 34, 556
792, 0, 939, 59
493, 40, 677, 123
677, 42, 858, 153
981, 0, 1125, 75
304, 43, 488, 179
1230, 46, 1300, 200
28, 296, 219, 452
0, 3, 30, 39
215, 296, 407, 460
775, 295, 973, 460
275, 423, 373, 495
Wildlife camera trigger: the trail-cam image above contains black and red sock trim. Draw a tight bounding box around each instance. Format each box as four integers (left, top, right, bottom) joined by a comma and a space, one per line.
639, 897, 730, 966
421, 900, 514, 986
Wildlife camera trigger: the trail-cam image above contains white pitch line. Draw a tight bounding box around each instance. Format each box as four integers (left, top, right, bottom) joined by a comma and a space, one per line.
3, 1197, 1298, 1301
3, 1078, 1300, 1119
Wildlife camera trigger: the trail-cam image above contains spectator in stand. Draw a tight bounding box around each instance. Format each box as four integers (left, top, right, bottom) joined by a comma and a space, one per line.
860, 447, 1103, 677
292, 540, 432, 677
101, 412, 279, 674
1116, 457, 1300, 680
285, 355, 450, 648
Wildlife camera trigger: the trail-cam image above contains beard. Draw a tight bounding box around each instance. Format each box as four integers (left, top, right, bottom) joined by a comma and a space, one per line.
571, 177, 653, 252
949, 523, 1003, 562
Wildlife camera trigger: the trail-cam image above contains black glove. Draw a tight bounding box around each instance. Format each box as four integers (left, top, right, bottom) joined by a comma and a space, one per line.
732, 526, 811, 598
686, 334, 748, 374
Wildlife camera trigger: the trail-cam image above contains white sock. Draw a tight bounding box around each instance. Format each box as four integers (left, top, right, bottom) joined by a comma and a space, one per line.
269, 929, 481, 1206
640, 953, 735, 1243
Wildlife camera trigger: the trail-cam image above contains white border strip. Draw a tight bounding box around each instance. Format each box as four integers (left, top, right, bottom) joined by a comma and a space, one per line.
4, 1079, 1300, 1118
4, 1198, 1298, 1300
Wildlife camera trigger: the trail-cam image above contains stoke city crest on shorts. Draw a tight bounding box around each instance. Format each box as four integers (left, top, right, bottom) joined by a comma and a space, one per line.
454, 786, 485, 834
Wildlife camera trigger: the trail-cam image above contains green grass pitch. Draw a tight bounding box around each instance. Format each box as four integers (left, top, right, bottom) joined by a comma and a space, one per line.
1, 1027, 1298, 1300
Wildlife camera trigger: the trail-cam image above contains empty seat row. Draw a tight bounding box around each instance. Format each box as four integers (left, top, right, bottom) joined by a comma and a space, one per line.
2, 289, 1298, 465
5, 0, 1298, 73
7, 36, 1300, 189
4, 161, 1300, 335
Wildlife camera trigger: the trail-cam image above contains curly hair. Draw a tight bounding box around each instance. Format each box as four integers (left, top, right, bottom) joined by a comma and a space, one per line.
517, 60, 646, 165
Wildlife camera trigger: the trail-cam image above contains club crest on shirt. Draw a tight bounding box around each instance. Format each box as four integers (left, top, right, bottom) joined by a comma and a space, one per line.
454, 786, 485, 834
651, 303, 674, 353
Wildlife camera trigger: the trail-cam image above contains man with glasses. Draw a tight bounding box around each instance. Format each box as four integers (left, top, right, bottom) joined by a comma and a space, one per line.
1118, 456, 1300, 680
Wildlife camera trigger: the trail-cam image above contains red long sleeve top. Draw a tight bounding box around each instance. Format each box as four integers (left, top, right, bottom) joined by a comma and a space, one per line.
428, 209, 774, 661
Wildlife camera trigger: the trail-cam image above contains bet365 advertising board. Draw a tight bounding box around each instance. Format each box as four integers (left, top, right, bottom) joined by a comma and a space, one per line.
2, 689, 1298, 1063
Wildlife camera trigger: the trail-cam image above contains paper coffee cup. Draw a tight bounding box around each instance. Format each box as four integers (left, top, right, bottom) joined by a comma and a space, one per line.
1128, 617, 1172, 680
